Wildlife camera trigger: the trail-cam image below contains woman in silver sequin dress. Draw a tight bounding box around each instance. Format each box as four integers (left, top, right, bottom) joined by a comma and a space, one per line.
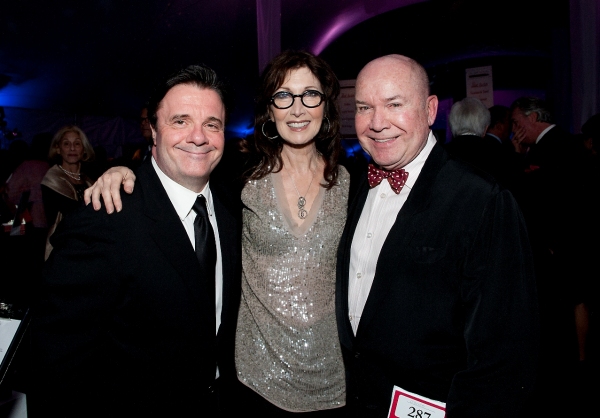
232, 50, 348, 416
83, 50, 350, 416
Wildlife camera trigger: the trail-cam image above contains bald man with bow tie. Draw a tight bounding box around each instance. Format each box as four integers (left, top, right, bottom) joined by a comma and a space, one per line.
335, 54, 539, 418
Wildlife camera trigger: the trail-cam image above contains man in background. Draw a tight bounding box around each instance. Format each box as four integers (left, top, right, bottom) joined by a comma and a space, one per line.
444, 98, 521, 194
511, 96, 596, 414
486, 104, 512, 146
128, 104, 154, 169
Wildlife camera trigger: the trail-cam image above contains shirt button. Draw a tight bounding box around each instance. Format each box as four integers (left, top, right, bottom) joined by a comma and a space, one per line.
356, 272, 362, 279
349, 315, 353, 321
380, 193, 386, 198
367, 232, 373, 238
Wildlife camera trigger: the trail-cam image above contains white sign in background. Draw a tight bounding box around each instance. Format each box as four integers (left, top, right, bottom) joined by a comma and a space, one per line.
338, 79, 357, 138
465, 66, 494, 107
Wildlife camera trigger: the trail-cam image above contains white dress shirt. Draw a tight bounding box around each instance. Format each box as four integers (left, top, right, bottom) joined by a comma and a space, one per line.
348, 131, 437, 335
151, 157, 223, 336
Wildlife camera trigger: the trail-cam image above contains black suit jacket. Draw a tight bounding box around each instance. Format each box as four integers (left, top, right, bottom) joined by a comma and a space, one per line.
524, 125, 576, 170
336, 142, 539, 418
445, 133, 522, 195
517, 125, 593, 370
517, 125, 586, 288
28, 160, 242, 417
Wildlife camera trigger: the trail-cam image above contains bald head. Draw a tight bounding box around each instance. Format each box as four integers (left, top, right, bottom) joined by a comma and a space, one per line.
357, 54, 431, 100
353, 54, 437, 171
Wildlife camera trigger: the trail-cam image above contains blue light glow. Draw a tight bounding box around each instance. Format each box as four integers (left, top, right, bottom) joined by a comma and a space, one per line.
226, 119, 254, 139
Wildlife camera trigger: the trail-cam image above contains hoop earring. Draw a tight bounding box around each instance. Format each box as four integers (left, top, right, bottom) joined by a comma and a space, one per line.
322, 116, 331, 135
261, 121, 278, 140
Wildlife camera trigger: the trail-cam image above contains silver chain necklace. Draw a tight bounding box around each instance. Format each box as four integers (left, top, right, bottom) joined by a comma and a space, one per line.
285, 165, 315, 219
58, 164, 81, 181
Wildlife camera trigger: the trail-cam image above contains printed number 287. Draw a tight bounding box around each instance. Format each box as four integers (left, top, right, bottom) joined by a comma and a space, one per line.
407, 407, 431, 418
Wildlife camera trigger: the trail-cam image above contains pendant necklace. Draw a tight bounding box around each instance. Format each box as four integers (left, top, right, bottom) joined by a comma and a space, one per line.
58, 164, 81, 181
286, 165, 315, 219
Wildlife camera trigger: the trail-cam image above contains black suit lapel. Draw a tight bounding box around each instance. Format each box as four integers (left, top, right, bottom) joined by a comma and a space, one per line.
395, 143, 446, 218
137, 163, 214, 319
211, 185, 240, 330
356, 143, 448, 336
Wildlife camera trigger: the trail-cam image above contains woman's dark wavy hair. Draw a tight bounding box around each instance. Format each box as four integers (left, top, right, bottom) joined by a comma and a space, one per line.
242, 49, 342, 189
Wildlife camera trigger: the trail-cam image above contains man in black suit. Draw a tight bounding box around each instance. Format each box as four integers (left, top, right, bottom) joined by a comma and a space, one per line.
486, 104, 513, 147
28, 64, 241, 417
444, 96, 495, 170
511, 96, 594, 415
335, 54, 539, 417
445, 97, 522, 195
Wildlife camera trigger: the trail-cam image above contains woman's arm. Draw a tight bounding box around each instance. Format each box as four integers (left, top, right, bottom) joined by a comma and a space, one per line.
83, 166, 136, 213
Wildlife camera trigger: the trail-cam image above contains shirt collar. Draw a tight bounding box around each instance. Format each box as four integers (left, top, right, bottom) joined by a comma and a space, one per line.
536, 124, 556, 144
486, 133, 502, 143
401, 130, 436, 191
151, 157, 212, 220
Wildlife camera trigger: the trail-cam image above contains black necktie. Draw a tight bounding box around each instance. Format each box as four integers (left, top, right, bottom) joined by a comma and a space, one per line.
192, 195, 217, 314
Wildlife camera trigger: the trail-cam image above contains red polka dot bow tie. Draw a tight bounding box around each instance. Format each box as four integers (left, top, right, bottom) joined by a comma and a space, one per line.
367, 164, 409, 194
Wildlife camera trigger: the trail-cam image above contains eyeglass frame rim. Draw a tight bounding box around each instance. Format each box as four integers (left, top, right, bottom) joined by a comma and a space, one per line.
269, 89, 326, 109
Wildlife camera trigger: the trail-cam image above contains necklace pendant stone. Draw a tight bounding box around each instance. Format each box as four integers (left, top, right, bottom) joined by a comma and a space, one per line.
285, 164, 315, 220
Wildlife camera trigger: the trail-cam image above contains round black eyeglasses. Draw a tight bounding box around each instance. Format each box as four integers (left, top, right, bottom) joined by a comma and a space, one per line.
270, 90, 325, 109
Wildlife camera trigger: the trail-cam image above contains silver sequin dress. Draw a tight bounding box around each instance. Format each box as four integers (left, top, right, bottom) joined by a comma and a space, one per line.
235, 166, 349, 412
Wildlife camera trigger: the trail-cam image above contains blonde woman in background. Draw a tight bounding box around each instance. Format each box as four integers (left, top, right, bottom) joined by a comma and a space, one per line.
41, 124, 95, 259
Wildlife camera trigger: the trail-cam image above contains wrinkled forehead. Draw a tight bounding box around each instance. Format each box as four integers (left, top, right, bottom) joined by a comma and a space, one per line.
356, 59, 422, 98
355, 79, 419, 109
153, 83, 227, 121
159, 85, 225, 116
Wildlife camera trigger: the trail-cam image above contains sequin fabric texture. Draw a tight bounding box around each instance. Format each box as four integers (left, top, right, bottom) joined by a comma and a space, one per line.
235, 166, 349, 412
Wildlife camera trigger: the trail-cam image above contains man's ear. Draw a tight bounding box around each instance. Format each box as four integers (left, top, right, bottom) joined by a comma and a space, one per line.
426, 95, 439, 127
528, 112, 539, 123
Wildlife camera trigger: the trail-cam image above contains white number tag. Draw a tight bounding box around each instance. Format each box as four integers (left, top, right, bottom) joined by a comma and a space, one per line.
387, 385, 446, 418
